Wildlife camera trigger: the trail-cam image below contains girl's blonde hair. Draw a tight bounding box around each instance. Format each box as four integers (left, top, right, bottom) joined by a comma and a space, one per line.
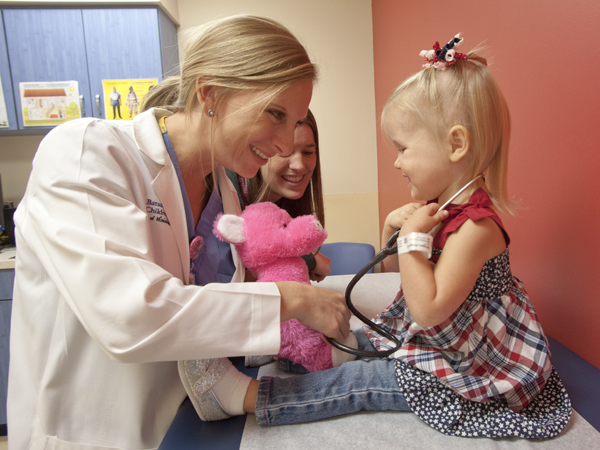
382, 51, 514, 214
142, 15, 317, 117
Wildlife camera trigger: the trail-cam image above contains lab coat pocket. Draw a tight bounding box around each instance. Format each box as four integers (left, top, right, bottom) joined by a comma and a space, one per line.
30, 416, 156, 450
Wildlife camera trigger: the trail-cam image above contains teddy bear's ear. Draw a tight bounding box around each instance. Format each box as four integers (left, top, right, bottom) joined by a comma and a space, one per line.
214, 214, 247, 244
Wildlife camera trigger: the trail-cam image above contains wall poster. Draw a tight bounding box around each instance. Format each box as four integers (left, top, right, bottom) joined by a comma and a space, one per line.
102, 79, 158, 121
19, 81, 81, 126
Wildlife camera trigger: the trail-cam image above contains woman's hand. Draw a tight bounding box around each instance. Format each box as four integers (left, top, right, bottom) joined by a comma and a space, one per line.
276, 281, 350, 342
309, 252, 331, 282
381, 202, 424, 272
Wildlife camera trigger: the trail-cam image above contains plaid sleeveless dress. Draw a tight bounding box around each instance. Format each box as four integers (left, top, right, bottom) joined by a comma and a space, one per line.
367, 189, 572, 438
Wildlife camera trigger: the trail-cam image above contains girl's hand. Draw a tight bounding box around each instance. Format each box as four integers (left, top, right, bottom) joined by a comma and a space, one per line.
399, 203, 449, 236
383, 203, 424, 234
381, 203, 424, 272
309, 252, 331, 282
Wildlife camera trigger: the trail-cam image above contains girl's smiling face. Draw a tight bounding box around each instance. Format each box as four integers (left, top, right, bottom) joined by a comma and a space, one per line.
211, 81, 313, 179
260, 123, 317, 203
384, 107, 455, 204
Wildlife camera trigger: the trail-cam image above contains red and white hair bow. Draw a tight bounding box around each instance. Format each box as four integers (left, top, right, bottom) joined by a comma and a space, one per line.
419, 33, 467, 69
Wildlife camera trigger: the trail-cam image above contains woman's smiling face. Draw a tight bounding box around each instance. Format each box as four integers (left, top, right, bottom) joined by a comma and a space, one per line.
211, 81, 313, 179
260, 123, 317, 202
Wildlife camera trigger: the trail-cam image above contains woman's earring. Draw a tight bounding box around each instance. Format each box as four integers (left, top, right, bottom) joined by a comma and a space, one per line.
207, 109, 214, 117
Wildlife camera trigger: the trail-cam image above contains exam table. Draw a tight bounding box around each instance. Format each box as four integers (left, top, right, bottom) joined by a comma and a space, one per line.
160, 273, 600, 449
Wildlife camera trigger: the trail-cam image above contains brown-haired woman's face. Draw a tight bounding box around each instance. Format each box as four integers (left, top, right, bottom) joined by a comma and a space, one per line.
260, 123, 317, 203
212, 81, 313, 179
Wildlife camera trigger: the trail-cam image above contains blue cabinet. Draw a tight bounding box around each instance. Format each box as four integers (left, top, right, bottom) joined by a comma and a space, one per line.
1, 7, 178, 133
0, 269, 14, 435
3, 9, 92, 130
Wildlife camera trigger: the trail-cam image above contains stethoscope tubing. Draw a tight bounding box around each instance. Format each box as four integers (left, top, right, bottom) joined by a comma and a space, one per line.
325, 234, 402, 357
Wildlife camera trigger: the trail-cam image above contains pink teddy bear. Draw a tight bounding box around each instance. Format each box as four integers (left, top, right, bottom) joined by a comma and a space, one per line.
213, 202, 355, 372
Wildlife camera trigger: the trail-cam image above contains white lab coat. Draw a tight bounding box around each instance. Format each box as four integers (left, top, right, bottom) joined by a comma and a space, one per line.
7, 109, 282, 449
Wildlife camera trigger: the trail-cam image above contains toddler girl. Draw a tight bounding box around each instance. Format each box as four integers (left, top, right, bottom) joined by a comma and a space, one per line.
242, 34, 572, 438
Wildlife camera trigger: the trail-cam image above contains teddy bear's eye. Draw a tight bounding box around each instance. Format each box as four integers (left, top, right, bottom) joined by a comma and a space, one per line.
282, 224, 287, 228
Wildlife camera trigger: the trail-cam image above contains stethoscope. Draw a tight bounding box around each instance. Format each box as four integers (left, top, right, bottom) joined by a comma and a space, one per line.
326, 175, 483, 357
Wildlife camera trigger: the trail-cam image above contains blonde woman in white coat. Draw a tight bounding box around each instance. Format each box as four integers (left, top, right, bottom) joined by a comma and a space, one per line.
8, 16, 350, 450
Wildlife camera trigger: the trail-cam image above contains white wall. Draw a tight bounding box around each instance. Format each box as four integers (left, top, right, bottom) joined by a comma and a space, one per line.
0, 0, 380, 249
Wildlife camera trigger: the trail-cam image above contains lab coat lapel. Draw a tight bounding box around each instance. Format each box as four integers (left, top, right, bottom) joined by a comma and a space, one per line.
152, 164, 190, 280
214, 166, 245, 282
215, 166, 242, 216
133, 109, 190, 281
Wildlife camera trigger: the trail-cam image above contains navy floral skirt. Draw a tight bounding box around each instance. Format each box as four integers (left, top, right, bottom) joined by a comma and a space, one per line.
396, 362, 572, 438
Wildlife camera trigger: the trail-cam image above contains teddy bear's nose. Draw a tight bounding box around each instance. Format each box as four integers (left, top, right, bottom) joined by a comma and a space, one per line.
313, 219, 323, 231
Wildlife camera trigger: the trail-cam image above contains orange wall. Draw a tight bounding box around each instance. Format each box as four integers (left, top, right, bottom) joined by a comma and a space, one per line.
373, 0, 600, 368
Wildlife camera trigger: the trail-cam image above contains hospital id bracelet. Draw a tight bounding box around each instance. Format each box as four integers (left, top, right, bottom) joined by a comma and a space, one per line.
396, 232, 433, 259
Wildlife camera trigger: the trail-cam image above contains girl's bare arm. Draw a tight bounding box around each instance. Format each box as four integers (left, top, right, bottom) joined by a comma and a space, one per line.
398, 205, 506, 327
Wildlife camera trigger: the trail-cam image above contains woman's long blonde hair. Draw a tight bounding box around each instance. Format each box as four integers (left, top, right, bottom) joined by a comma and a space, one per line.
142, 15, 317, 188
142, 15, 317, 117
382, 50, 514, 214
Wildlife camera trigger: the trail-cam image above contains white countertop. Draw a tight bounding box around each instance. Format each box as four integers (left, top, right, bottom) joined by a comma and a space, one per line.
0, 247, 16, 270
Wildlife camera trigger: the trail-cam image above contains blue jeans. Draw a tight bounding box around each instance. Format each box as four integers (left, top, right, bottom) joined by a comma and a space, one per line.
255, 329, 411, 426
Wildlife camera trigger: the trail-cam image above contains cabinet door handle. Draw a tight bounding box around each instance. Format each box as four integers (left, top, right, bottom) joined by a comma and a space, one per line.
79, 95, 85, 117
95, 94, 102, 116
